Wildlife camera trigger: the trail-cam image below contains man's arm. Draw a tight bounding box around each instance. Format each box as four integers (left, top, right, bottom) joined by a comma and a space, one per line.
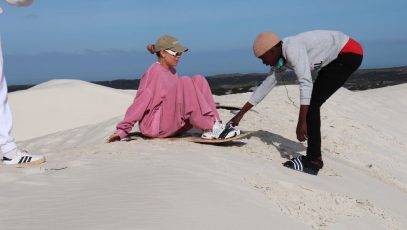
228, 102, 253, 126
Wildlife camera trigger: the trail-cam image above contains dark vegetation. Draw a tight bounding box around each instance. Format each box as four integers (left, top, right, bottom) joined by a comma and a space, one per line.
8, 66, 407, 95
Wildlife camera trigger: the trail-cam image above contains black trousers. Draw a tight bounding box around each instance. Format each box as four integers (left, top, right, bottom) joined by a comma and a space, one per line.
306, 53, 363, 160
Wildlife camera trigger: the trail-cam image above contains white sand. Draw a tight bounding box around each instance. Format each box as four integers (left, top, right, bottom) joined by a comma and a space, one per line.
0, 79, 406, 230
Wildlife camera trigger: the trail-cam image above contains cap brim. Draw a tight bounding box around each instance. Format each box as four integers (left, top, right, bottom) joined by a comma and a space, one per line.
171, 44, 188, 53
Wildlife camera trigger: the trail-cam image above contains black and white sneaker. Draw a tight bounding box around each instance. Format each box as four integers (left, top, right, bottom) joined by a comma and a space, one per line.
2, 149, 46, 166
217, 123, 240, 139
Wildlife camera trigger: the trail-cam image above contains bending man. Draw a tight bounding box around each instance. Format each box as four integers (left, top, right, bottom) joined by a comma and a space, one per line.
229, 30, 363, 175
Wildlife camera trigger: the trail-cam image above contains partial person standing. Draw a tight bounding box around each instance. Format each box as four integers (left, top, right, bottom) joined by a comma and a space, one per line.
229, 30, 363, 175
1, 0, 45, 165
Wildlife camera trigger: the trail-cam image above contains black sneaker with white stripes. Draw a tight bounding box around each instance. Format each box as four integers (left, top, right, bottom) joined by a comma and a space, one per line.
283, 156, 323, 175
2, 149, 46, 166
218, 123, 240, 139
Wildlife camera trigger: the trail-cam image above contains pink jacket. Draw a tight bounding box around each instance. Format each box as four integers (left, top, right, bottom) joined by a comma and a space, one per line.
116, 63, 180, 138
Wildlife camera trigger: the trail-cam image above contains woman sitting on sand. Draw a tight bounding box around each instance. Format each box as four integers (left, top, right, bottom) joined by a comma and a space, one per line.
108, 35, 239, 142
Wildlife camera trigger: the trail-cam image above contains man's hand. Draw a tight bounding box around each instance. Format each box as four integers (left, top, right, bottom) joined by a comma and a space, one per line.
227, 102, 254, 126
296, 105, 309, 142
296, 120, 308, 142
228, 112, 244, 126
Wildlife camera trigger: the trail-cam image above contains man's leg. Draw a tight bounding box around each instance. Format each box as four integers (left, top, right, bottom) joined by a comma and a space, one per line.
306, 53, 363, 161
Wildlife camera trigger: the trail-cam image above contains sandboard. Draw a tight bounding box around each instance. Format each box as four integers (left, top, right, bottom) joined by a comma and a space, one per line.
215, 103, 258, 114
122, 131, 254, 144
215, 104, 242, 111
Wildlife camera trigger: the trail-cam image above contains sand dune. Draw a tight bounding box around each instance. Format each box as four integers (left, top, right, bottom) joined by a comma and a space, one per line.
8, 79, 135, 141
0, 80, 406, 229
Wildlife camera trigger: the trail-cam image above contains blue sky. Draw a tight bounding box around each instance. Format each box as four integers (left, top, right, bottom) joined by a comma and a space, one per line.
1, 0, 407, 84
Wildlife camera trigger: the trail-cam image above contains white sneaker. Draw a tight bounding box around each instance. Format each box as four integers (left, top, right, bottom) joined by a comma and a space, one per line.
201, 120, 225, 139
2, 149, 46, 166
201, 121, 240, 139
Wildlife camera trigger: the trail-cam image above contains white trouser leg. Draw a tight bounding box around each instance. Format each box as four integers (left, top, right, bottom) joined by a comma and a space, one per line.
0, 37, 17, 155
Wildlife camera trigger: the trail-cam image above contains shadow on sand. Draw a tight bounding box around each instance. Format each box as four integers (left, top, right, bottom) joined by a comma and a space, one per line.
252, 130, 306, 160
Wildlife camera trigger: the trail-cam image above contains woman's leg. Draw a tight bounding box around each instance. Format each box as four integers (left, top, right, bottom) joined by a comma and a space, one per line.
191, 75, 220, 120
306, 53, 363, 161
177, 76, 218, 130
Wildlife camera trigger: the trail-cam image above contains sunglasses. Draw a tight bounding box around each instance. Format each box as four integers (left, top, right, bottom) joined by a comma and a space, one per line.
165, 49, 182, 57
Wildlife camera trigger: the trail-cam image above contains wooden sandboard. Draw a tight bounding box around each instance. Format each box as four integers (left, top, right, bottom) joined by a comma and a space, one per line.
215, 103, 258, 114
122, 131, 254, 144
216, 104, 242, 111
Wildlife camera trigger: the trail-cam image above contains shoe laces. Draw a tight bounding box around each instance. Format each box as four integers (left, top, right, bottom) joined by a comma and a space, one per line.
15, 149, 29, 157
212, 120, 225, 134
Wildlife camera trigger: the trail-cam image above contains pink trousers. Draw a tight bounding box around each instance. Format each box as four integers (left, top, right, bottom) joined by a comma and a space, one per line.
158, 75, 220, 137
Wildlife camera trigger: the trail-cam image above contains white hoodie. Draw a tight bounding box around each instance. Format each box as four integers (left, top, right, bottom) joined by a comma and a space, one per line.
249, 30, 349, 106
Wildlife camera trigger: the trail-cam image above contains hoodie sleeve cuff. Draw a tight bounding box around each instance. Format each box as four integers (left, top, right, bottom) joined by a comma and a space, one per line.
116, 129, 128, 139
248, 98, 259, 107
300, 98, 311, 105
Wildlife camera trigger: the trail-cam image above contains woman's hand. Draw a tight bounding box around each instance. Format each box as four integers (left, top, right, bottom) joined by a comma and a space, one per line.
107, 132, 121, 143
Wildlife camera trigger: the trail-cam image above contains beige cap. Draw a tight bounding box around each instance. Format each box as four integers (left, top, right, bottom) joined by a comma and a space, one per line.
253, 32, 281, 57
154, 35, 188, 53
